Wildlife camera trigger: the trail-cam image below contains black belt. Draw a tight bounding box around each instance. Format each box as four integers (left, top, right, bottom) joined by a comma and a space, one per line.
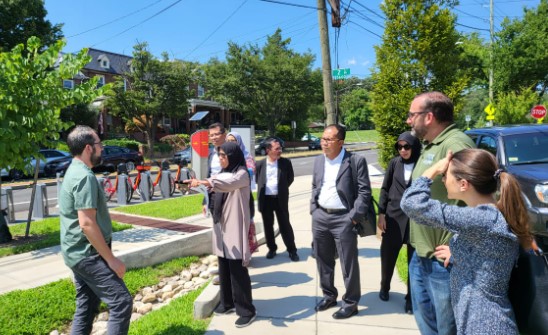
265, 195, 278, 199
318, 206, 348, 214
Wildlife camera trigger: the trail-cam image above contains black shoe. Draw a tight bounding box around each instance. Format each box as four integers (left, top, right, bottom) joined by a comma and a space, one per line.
405, 299, 413, 314
235, 313, 256, 328
379, 290, 389, 301
214, 304, 235, 315
332, 306, 358, 319
266, 250, 276, 259
315, 298, 337, 311
289, 251, 299, 262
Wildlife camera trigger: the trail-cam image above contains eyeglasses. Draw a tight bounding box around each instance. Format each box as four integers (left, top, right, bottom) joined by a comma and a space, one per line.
397, 144, 411, 151
93, 141, 103, 148
320, 138, 340, 143
209, 131, 224, 138
407, 111, 428, 119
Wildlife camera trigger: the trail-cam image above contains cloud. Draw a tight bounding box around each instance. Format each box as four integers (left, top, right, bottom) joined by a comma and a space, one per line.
361, 60, 370, 66
347, 58, 357, 65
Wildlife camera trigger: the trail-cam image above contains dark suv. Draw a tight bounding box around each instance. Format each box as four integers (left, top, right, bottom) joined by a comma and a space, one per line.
465, 125, 548, 246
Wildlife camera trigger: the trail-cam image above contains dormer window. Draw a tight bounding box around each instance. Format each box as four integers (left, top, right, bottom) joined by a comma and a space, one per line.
97, 54, 110, 69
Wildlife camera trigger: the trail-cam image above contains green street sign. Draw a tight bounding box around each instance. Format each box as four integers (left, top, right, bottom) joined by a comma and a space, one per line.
332, 68, 350, 80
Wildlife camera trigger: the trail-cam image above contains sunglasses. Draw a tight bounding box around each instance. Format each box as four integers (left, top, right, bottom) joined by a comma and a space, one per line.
397, 144, 411, 151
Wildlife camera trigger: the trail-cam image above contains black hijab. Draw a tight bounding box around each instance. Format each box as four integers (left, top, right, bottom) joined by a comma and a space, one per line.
395, 131, 421, 164
212, 142, 247, 223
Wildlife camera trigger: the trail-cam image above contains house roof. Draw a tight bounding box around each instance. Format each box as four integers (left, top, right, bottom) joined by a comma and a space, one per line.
84, 48, 132, 75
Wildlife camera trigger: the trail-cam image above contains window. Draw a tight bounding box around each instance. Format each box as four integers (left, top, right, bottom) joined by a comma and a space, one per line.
163, 116, 171, 127
63, 80, 74, 89
98, 54, 110, 69
96, 75, 105, 88
197, 85, 205, 97
478, 136, 497, 156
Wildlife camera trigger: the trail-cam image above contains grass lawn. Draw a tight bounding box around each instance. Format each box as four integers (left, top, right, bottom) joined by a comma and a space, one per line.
0, 218, 132, 258
114, 193, 205, 219
0, 256, 208, 335
310, 129, 379, 143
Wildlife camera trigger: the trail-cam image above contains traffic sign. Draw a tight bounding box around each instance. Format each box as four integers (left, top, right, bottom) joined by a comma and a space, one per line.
332, 68, 350, 80
531, 105, 547, 120
486, 115, 495, 121
484, 103, 495, 115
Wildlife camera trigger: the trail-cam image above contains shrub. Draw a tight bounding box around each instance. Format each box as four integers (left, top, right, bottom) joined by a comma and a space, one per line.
103, 139, 141, 151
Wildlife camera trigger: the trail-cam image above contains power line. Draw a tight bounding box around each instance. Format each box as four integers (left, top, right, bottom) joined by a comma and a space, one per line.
91, 0, 183, 48
184, 0, 249, 58
456, 22, 491, 32
351, 0, 386, 20
348, 20, 383, 39
68, 0, 165, 38
258, 0, 325, 11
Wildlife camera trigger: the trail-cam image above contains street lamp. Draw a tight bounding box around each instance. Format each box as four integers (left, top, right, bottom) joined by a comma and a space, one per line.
335, 83, 363, 125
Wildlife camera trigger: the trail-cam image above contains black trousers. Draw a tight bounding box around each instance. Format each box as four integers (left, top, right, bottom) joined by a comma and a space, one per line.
312, 208, 360, 308
218, 257, 255, 317
261, 196, 297, 253
380, 215, 414, 301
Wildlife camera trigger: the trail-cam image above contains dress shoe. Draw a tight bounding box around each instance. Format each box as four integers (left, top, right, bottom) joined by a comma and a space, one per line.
332, 306, 358, 319
266, 250, 276, 259
289, 251, 300, 262
405, 299, 413, 314
315, 298, 337, 311
379, 290, 389, 301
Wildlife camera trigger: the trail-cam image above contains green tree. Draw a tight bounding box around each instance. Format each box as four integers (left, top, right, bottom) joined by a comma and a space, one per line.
494, 89, 539, 125
0, 0, 63, 52
339, 88, 374, 130
203, 29, 322, 135
494, 0, 548, 101
106, 43, 194, 158
0, 37, 105, 239
371, 0, 469, 167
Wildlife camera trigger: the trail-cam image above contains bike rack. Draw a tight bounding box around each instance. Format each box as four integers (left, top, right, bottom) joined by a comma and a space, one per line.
117, 174, 129, 205
1, 187, 15, 223
139, 171, 151, 202
159, 160, 171, 199
32, 183, 49, 219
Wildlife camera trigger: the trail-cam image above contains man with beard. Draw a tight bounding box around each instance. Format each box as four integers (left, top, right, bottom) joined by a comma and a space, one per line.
59, 125, 132, 335
406, 92, 474, 335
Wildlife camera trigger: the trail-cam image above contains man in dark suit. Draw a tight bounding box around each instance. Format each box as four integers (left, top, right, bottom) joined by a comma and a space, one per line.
256, 137, 299, 262
311, 124, 372, 319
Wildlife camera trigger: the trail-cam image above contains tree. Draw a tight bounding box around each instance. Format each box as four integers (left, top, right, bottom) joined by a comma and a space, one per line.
0, 0, 63, 52
203, 29, 322, 135
339, 88, 374, 130
494, 0, 548, 101
371, 0, 469, 167
106, 43, 194, 158
0, 37, 105, 240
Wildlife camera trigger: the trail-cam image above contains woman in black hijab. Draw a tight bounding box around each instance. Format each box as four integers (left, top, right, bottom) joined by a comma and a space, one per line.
187, 142, 256, 328
377, 131, 421, 314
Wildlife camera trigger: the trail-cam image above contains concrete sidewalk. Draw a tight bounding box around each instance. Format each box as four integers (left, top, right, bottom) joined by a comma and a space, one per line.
204, 174, 419, 334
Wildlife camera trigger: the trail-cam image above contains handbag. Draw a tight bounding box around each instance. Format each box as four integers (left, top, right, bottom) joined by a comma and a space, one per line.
508, 239, 548, 335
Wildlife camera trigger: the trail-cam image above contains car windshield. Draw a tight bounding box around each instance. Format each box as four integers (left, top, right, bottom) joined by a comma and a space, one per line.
504, 132, 548, 165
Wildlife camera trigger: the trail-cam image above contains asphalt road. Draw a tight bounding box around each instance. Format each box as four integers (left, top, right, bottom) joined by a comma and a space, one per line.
6, 149, 380, 222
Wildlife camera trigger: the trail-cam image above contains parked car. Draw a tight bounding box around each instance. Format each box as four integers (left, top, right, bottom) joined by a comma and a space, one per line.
465, 124, 548, 246
95, 145, 144, 172
301, 134, 319, 141
2, 149, 70, 180
172, 147, 192, 165
44, 156, 73, 177
308, 138, 321, 150
255, 137, 285, 156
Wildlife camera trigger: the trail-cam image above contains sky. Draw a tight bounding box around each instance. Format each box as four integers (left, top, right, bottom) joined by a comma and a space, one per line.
44, 0, 541, 79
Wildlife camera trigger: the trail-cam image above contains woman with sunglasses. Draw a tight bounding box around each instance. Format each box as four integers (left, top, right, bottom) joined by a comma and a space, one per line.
401, 149, 533, 334
186, 142, 256, 328
377, 131, 421, 314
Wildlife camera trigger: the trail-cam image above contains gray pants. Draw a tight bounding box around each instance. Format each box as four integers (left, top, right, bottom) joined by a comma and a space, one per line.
312, 208, 361, 308
70, 254, 133, 335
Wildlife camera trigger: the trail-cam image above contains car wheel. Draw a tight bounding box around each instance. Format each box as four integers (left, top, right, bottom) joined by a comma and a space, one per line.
9, 169, 23, 181
126, 161, 136, 172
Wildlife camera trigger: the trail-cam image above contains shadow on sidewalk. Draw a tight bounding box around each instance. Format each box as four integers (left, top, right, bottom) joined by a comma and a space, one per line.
254, 295, 317, 325
359, 291, 410, 316
251, 271, 313, 289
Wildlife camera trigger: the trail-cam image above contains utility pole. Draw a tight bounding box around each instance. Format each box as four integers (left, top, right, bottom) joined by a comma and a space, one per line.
317, 0, 335, 125
489, 0, 494, 104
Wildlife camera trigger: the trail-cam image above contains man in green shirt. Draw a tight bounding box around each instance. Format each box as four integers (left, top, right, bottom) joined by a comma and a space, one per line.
60, 125, 132, 335
406, 92, 475, 335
